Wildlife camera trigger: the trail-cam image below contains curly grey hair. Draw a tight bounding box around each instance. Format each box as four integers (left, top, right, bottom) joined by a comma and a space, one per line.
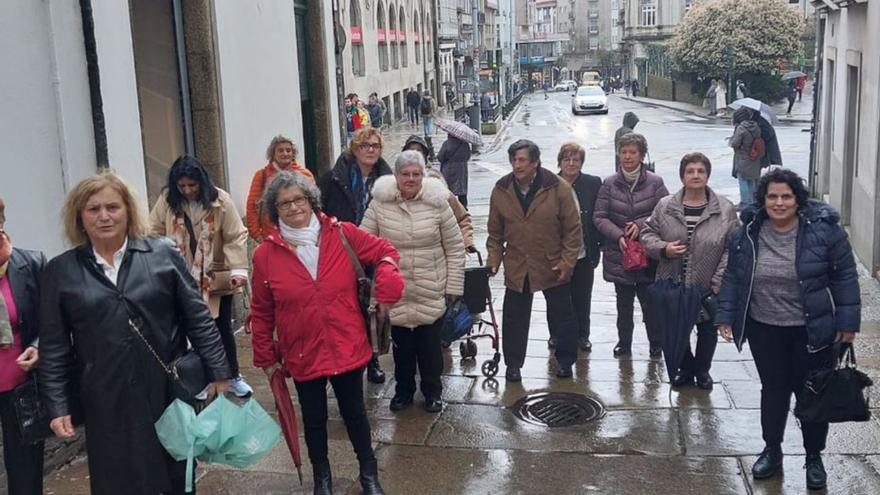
616, 132, 648, 156
262, 171, 322, 224
394, 150, 426, 174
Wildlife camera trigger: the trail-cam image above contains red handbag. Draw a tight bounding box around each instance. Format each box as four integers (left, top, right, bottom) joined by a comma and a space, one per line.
621, 238, 649, 271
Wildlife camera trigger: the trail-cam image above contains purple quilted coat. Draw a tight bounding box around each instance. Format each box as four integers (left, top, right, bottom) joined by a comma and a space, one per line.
593, 168, 668, 285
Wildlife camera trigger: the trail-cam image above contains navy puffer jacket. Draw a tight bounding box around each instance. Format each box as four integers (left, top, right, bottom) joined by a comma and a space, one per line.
716, 200, 861, 352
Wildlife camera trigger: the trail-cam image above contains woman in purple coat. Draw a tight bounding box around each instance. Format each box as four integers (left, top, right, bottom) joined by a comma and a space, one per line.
593, 133, 668, 358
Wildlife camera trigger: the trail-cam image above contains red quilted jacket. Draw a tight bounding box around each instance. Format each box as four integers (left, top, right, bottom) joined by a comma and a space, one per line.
250, 213, 402, 381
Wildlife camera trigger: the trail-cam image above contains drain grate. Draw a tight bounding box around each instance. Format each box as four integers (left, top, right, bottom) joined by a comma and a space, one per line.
512, 392, 605, 427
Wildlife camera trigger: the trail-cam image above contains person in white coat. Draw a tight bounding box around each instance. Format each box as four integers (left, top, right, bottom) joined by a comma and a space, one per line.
361, 150, 465, 414
716, 80, 728, 117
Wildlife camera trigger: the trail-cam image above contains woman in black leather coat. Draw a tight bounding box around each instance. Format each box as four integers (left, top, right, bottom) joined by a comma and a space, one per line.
39, 172, 232, 495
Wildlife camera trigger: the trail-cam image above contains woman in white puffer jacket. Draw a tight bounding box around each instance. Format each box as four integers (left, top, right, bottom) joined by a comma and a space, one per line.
361, 150, 465, 414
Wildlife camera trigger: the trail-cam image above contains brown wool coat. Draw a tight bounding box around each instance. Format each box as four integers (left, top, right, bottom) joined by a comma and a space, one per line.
487, 168, 583, 293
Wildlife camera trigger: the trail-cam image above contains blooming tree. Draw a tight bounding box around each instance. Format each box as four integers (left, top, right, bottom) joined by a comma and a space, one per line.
669, 0, 804, 77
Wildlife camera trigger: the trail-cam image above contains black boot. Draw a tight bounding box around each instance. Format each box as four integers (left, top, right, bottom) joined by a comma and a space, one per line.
367, 356, 386, 384
359, 459, 386, 495
752, 445, 783, 479
312, 461, 332, 495
805, 453, 827, 490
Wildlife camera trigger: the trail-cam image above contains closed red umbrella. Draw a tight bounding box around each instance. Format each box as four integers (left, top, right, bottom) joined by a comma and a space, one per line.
270, 368, 303, 484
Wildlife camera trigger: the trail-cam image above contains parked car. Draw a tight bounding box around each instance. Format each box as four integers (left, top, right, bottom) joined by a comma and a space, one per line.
554, 80, 577, 92
571, 85, 608, 115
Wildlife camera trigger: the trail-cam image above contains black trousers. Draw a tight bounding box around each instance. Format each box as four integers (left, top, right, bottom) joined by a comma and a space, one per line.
215, 294, 239, 377
0, 389, 44, 495
614, 283, 661, 347
408, 105, 419, 124
293, 367, 375, 465
678, 320, 718, 375
569, 258, 595, 341
504, 277, 578, 368
747, 319, 834, 454
392, 319, 443, 399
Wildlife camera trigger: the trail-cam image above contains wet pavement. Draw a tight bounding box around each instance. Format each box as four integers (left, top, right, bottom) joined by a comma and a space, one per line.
43, 92, 880, 494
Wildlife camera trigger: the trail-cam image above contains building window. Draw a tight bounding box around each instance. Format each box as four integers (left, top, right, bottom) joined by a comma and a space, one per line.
399, 7, 407, 67
414, 9, 421, 64
377, 1, 389, 71
350, 0, 365, 76
389, 4, 399, 69
641, 0, 657, 27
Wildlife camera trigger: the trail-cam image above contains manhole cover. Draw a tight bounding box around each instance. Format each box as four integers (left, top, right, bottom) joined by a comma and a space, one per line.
512, 392, 605, 427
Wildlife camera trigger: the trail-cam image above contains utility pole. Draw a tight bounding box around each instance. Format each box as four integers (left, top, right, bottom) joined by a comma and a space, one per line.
469, 0, 482, 131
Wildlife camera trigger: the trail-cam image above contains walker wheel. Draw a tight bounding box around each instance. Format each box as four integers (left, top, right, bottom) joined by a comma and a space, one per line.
481, 359, 499, 377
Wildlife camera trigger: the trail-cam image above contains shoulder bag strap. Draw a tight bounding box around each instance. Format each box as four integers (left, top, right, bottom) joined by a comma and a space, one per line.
181, 212, 199, 259
126, 312, 177, 380
337, 224, 367, 280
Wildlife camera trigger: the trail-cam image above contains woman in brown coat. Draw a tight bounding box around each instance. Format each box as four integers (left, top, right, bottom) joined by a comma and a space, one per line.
641, 153, 739, 389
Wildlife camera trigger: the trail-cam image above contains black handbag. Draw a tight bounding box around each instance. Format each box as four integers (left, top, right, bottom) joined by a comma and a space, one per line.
127, 316, 210, 402
795, 344, 873, 424
11, 376, 52, 444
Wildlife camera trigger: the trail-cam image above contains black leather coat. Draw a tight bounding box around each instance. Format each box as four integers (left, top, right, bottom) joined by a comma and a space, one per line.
39, 236, 231, 494
567, 172, 603, 268
7, 247, 46, 348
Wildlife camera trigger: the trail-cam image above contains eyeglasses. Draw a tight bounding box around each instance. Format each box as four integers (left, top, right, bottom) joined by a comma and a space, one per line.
359, 142, 382, 151
276, 196, 309, 211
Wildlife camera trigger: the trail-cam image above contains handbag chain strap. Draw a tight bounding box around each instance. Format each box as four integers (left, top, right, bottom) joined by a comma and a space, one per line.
127, 317, 178, 380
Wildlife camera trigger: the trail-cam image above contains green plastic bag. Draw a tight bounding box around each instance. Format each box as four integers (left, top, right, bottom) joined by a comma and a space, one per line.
155, 396, 282, 491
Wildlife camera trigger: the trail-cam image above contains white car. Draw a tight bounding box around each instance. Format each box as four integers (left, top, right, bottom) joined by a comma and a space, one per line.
571, 85, 608, 115
553, 82, 569, 91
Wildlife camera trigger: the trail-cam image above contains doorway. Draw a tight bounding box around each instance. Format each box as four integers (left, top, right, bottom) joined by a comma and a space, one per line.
841, 62, 860, 225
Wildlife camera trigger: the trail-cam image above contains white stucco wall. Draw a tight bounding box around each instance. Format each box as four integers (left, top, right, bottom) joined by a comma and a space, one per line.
0, 0, 96, 256
213, 0, 304, 212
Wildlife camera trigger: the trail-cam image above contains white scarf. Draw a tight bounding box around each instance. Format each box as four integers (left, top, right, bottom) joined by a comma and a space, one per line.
622, 164, 642, 192
279, 213, 321, 279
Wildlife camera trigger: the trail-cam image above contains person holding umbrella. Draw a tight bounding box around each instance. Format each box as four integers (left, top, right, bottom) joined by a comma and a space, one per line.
716, 168, 860, 491
640, 153, 739, 389
437, 134, 472, 208
250, 172, 404, 495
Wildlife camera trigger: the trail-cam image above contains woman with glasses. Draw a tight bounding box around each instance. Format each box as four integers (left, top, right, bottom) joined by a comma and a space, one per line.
251, 172, 403, 495
319, 127, 394, 385
361, 150, 465, 414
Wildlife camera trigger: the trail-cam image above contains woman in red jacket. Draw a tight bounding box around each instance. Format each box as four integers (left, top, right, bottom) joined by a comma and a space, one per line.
250, 171, 403, 495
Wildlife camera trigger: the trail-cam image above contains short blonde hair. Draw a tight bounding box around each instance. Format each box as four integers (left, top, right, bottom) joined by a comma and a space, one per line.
348, 127, 384, 155
265, 135, 298, 162
62, 171, 148, 246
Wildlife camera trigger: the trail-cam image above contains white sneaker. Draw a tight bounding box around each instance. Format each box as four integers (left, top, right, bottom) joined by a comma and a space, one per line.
230, 376, 253, 398
194, 385, 210, 401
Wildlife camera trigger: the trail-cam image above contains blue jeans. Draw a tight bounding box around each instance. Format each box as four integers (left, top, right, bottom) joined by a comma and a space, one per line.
423, 116, 434, 136
739, 177, 758, 207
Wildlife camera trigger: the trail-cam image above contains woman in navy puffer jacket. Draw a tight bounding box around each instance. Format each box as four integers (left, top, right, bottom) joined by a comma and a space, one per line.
716, 168, 860, 492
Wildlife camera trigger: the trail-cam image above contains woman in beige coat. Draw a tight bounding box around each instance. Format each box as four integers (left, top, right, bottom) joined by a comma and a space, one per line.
361, 150, 465, 413
149, 155, 252, 398
640, 152, 739, 390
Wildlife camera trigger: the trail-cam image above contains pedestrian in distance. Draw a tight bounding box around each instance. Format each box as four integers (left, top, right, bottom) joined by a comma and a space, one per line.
406, 87, 421, 126
356, 100, 371, 128
437, 134, 471, 208
624, 79, 631, 96
149, 155, 253, 399
320, 127, 393, 384
796, 76, 806, 102
593, 133, 668, 358
250, 172, 403, 495
421, 91, 435, 137
729, 107, 763, 209
715, 79, 728, 117
446, 87, 455, 111
345, 96, 361, 141
487, 140, 583, 381
552, 143, 603, 352
0, 196, 45, 495
736, 79, 747, 100
40, 172, 232, 495
361, 150, 466, 414
706, 79, 718, 116
481, 93, 492, 123
402, 135, 475, 251
367, 93, 385, 129
614, 112, 640, 171
755, 115, 783, 168
786, 80, 797, 116
631, 79, 640, 98
640, 153, 739, 389
716, 168, 860, 491
246, 135, 315, 243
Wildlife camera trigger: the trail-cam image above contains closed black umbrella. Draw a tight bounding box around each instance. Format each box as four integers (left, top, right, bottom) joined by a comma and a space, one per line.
647, 279, 703, 382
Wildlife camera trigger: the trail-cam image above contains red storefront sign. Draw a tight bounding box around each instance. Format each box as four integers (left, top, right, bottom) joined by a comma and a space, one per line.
351, 26, 362, 44
389, 30, 397, 43
377, 28, 386, 43
399, 31, 407, 42
413, 32, 420, 42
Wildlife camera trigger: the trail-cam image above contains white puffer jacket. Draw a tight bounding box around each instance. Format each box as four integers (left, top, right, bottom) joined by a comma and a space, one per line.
361, 175, 465, 328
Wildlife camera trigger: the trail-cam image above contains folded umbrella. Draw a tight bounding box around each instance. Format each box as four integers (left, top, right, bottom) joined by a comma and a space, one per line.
728, 97, 778, 125
270, 368, 304, 484
436, 117, 483, 146
781, 70, 807, 81
646, 278, 703, 383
